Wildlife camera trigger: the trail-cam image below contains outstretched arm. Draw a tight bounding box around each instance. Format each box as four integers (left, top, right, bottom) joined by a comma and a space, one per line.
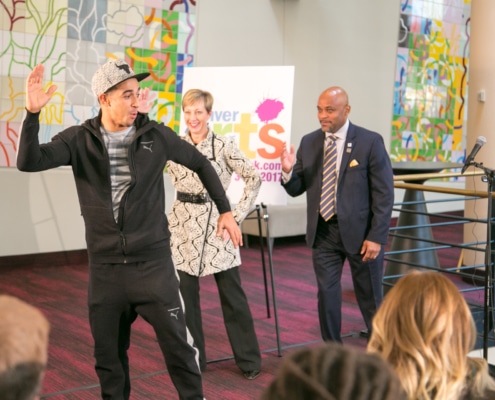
26, 64, 58, 113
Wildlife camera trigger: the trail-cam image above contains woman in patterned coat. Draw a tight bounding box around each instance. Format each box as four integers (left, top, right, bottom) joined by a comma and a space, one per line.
167, 89, 262, 380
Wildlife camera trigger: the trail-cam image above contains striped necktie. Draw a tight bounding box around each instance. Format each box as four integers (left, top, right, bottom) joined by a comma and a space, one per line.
320, 134, 338, 221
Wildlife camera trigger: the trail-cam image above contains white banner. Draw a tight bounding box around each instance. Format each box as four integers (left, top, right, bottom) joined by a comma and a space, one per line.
181, 66, 295, 206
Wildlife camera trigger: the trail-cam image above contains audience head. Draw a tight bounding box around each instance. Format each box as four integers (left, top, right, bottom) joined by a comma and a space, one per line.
368, 270, 494, 400
261, 341, 407, 400
0, 295, 50, 400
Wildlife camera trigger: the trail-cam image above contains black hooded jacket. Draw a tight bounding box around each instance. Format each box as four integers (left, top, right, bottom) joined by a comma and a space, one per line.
17, 111, 230, 264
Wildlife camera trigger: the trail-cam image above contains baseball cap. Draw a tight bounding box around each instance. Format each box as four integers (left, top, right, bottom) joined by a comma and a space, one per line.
91, 59, 150, 97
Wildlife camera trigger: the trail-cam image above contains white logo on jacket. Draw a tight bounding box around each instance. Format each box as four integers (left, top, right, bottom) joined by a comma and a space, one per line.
141, 141, 153, 153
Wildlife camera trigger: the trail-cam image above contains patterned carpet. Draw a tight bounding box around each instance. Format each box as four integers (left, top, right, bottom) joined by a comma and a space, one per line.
0, 212, 483, 399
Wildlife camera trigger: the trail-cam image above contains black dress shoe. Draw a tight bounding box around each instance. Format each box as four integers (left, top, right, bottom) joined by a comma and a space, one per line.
243, 370, 261, 380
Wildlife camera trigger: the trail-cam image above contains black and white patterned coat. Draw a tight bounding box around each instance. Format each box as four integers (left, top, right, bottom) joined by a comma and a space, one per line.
167, 130, 261, 277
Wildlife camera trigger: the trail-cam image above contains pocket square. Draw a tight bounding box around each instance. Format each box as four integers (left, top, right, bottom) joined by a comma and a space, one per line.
349, 159, 359, 167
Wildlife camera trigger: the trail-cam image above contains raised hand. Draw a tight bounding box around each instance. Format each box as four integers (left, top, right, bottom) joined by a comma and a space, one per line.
138, 87, 155, 114
280, 142, 295, 173
26, 64, 57, 114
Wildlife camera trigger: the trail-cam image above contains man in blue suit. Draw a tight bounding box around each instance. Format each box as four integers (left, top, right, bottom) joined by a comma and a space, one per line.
280, 86, 394, 342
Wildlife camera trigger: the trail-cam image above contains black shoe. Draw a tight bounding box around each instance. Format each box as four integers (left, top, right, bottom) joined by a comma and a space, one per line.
243, 370, 261, 380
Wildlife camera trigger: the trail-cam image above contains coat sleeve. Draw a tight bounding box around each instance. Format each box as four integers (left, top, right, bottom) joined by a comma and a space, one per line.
224, 138, 261, 223
366, 134, 394, 245
16, 111, 71, 171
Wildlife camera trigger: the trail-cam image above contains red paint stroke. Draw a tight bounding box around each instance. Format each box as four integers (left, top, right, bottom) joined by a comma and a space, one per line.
170, 0, 196, 11
255, 99, 284, 123
1, 0, 26, 31
161, 17, 176, 39
0, 142, 10, 167
170, 0, 183, 9
145, 8, 156, 25
6, 121, 18, 151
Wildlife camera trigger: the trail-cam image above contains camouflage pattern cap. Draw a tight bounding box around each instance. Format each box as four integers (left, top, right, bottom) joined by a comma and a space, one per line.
91, 59, 150, 97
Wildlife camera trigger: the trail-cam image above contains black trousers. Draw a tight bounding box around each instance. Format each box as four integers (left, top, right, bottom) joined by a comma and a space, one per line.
312, 216, 384, 342
178, 267, 261, 373
88, 258, 203, 400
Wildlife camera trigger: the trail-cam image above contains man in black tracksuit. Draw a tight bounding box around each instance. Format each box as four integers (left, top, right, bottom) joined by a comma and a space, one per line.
17, 59, 242, 399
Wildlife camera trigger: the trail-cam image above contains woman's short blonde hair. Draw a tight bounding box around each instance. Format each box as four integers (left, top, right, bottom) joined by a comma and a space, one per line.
182, 89, 214, 113
368, 270, 492, 400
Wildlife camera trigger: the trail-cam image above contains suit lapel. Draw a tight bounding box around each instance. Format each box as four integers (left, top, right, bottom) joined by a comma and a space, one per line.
338, 122, 356, 186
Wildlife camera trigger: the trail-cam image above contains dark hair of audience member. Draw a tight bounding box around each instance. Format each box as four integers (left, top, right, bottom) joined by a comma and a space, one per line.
261, 341, 407, 400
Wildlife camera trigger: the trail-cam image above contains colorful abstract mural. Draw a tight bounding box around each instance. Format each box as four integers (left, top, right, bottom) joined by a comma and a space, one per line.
0, 0, 196, 167
391, 0, 470, 163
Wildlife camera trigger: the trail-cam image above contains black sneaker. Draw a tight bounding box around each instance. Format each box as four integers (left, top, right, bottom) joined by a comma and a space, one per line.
243, 370, 261, 380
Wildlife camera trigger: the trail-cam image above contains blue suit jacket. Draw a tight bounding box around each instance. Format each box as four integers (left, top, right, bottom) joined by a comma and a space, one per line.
282, 122, 394, 254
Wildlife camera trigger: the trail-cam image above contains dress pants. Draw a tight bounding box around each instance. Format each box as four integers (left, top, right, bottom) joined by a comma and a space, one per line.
312, 216, 384, 342
88, 258, 203, 400
178, 267, 261, 373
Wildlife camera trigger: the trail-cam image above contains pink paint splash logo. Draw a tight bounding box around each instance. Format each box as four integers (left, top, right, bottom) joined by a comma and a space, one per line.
255, 98, 284, 123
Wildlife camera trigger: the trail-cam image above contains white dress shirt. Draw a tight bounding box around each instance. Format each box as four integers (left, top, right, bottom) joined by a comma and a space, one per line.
282, 119, 350, 189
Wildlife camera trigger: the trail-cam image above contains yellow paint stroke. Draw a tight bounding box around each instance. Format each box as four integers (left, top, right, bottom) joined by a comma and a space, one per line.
164, 74, 176, 92
0, 77, 24, 122
409, 50, 419, 61
40, 90, 64, 125
105, 53, 119, 60
150, 31, 160, 49
411, 134, 420, 161
126, 49, 159, 69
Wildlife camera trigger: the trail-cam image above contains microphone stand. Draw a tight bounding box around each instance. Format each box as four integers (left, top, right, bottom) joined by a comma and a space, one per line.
470, 161, 495, 359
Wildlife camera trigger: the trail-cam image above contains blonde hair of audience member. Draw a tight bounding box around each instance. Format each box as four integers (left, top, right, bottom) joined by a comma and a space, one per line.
261, 342, 407, 400
368, 271, 495, 400
0, 295, 50, 400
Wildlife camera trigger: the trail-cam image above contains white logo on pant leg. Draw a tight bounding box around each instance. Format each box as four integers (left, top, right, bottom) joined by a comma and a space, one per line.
168, 307, 180, 319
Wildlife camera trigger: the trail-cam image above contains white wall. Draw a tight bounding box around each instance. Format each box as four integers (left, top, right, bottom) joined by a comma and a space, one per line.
0, 165, 177, 256
1, 0, 404, 257
1, 168, 85, 255
196, 0, 401, 147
